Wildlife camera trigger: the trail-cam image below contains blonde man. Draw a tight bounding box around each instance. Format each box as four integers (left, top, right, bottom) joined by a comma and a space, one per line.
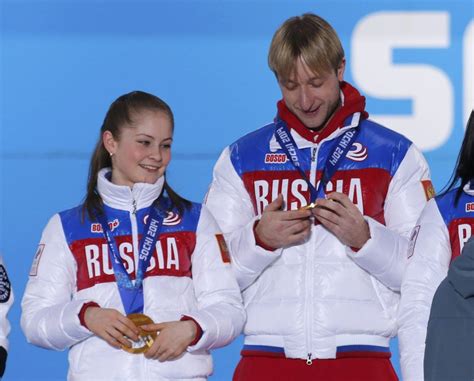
205, 13, 432, 380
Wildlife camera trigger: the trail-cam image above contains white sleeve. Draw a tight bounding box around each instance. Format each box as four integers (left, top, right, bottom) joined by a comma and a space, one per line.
205, 147, 282, 290
398, 200, 451, 381
0, 256, 13, 351
346, 143, 431, 290
184, 205, 246, 351
21, 214, 93, 350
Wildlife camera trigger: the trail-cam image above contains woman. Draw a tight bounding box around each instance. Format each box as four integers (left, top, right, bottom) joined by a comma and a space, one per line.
398, 110, 474, 381
21, 91, 245, 381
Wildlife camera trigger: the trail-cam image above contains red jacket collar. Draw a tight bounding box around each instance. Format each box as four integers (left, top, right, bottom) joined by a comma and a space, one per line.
276, 82, 369, 143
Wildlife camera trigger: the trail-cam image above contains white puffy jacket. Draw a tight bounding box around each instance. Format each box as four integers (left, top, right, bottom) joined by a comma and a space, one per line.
205, 93, 431, 362
398, 183, 474, 381
21, 169, 245, 381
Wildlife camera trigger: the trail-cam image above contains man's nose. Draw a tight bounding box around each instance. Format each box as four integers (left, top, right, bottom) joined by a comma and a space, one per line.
298, 87, 312, 110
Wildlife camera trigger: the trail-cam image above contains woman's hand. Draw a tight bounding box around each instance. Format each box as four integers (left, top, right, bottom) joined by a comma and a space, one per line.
84, 307, 140, 349
142, 320, 198, 361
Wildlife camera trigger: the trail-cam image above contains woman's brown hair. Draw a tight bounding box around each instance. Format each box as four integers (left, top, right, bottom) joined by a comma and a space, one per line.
83, 90, 191, 219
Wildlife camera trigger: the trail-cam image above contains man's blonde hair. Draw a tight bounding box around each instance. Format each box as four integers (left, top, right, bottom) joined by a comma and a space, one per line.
268, 13, 344, 81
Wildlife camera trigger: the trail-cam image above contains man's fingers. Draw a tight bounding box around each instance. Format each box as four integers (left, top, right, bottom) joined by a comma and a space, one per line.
313, 206, 340, 225
264, 194, 284, 212
326, 192, 357, 209
281, 209, 312, 221
286, 219, 312, 235
314, 199, 345, 217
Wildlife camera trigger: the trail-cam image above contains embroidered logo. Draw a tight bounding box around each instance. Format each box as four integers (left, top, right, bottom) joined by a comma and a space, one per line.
346, 142, 368, 162
466, 202, 474, 212
0, 265, 11, 303
265, 153, 288, 164
30, 244, 45, 276
144, 211, 181, 226
91, 219, 120, 233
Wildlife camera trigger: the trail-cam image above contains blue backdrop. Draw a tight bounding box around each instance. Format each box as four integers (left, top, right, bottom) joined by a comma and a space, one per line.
1, 0, 472, 380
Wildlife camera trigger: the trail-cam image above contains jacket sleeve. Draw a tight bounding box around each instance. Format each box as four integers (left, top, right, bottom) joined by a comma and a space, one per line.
21, 214, 93, 350
0, 255, 13, 377
346, 143, 431, 290
183, 205, 246, 352
397, 199, 451, 381
205, 147, 282, 290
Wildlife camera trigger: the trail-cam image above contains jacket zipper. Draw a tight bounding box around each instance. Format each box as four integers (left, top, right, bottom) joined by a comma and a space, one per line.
130, 197, 139, 282
309, 146, 318, 196
305, 145, 318, 364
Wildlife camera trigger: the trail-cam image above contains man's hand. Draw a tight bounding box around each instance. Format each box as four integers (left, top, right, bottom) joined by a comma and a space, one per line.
84, 307, 140, 349
255, 194, 312, 249
311, 192, 370, 249
142, 320, 197, 361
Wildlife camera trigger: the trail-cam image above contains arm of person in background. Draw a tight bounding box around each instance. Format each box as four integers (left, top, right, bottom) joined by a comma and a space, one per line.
142, 205, 246, 361
20, 214, 138, 351
312, 143, 431, 291
0, 255, 13, 378
205, 147, 311, 290
397, 199, 451, 381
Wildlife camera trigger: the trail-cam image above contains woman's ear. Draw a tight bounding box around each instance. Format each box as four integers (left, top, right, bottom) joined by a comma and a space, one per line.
102, 130, 117, 156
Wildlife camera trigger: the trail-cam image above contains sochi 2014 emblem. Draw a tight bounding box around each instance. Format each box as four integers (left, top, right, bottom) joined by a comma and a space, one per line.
346, 142, 368, 161
144, 211, 181, 226
0, 264, 11, 303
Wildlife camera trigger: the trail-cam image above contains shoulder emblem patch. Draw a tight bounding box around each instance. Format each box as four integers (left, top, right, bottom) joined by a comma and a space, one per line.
215, 234, 231, 264
422, 180, 435, 201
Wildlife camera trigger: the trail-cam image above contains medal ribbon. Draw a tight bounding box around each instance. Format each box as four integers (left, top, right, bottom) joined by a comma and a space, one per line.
274, 116, 360, 202
96, 203, 166, 314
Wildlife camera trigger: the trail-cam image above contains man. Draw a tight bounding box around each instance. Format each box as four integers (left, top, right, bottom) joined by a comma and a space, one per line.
205, 13, 432, 380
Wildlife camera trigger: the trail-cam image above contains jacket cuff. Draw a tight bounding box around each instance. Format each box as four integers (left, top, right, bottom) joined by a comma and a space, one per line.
253, 220, 277, 251
180, 315, 203, 346
78, 301, 100, 330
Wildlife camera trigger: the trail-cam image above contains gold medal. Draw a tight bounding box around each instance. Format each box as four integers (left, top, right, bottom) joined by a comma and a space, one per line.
300, 202, 317, 211
121, 313, 158, 354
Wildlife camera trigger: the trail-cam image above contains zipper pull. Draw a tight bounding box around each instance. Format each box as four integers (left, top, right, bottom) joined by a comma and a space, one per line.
311, 147, 317, 162
132, 199, 137, 214
306, 353, 313, 366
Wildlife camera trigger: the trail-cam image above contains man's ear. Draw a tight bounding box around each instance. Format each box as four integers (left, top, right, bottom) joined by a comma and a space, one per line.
337, 58, 346, 82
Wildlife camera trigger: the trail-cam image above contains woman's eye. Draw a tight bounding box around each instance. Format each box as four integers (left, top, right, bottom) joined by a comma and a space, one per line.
138, 140, 150, 146
161, 144, 171, 149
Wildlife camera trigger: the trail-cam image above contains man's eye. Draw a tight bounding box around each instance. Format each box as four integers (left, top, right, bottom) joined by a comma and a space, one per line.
284, 83, 297, 91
